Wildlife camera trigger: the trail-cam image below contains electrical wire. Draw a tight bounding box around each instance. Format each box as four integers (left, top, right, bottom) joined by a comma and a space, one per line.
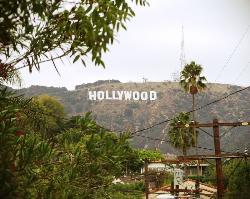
7, 83, 250, 137
220, 126, 235, 138
229, 143, 250, 154
132, 134, 170, 143
215, 25, 250, 82
132, 133, 233, 154
204, 159, 216, 167
227, 158, 243, 180
130, 119, 170, 135
130, 85, 250, 135
234, 61, 250, 82
197, 127, 213, 137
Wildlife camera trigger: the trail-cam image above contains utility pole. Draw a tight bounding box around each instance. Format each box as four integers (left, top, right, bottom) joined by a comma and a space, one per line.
145, 159, 149, 199
213, 119, 224, 199
145, 153, 249, 198
175, 119, 250, 199
142, 120, 250, 198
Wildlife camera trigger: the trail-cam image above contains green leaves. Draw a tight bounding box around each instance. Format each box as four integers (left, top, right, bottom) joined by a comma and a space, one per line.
180, 61, 207, 94
0, 89, 145, 198
73, 55, 80, 63
137, 149, 164, 161
0, 0, 148, 75
51, 114, 137, 198
168, 112, 197, 155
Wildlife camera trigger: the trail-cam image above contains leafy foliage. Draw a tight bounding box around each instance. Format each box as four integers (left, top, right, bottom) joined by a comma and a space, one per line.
0, 60, 21, 85
147, 170, 173, 188
34, 94, 65, 137
180, 61, 207, 94
168, 112, 197, 155
137, 149, 164, 161
0, 87, 50, 197
0, 0, 148, 71
206, 159, 250, 199
16, 82, 250, 154
108, 182, 144, 198
0, 86, 146, 198
225, 160, 250, 198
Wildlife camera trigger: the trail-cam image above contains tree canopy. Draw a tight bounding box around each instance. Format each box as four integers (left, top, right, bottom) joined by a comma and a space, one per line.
0, 90, 143, 198
206, 159, 250, 199
168, 112, 196, 155
137, 149, 164, 161
34, 95, 65, 137
180, 61, 207, 95
0, 0, 148, 74
0, 2, 151, 197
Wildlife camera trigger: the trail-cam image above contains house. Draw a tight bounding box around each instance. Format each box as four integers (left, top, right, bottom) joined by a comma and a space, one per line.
141, 161, 209, 177
151, 180, 217, 199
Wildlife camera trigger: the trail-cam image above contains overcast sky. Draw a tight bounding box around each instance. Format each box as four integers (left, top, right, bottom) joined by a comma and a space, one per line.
19, 0, 250, 90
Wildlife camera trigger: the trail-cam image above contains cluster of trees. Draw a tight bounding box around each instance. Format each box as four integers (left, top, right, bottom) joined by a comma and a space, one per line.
168, 61, 207, 156
205, 159, 250, 198
1, 87, 155, 198
0, 1, 153, 198
1, 0, 249, 198
167, 61, 250, 197
1, 85, 167, 198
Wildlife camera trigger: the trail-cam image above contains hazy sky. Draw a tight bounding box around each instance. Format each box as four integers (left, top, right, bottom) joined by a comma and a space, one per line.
19, 0, 250, 90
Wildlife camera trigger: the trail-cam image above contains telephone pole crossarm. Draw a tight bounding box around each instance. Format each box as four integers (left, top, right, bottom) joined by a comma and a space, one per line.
144, 119, 250, 199
148, 159, 192, 164
175, 121, 250, 128
178, 153, 250, 160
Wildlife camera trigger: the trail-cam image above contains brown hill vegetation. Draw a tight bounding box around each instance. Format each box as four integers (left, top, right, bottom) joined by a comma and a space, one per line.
16, 81, 250, 155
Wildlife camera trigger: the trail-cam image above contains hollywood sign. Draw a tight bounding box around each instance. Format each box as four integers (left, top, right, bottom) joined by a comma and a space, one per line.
88, 90, 157, 101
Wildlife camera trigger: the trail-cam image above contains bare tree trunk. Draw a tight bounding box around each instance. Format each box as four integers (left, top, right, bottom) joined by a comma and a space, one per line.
192, 93, 195, 122
183, 145, 187, 178
192, 94, 200, 177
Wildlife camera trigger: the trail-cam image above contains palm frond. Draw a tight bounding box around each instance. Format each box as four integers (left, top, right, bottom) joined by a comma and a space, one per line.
180, 61, 207, 93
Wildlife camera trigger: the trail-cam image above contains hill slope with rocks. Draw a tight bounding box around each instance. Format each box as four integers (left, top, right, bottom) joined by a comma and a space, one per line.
16, 80, 250, 155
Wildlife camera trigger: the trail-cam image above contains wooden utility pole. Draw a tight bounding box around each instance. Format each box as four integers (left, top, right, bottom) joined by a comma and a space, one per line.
142, 120, 250, 198
176, 119, 250, 199
146, 152, 250, 198
145, 159, 149, 199
213, 119, 224, 199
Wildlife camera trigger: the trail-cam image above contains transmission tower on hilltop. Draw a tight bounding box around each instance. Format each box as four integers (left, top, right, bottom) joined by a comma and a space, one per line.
172, 25, 186, 82
180, 25, 186, 71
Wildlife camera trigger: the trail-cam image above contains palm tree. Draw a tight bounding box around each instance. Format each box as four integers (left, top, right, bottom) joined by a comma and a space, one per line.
168, 112, 198, 177
180, 61, 207, 177
168, 112, 196, 156
180, 61, 207, 121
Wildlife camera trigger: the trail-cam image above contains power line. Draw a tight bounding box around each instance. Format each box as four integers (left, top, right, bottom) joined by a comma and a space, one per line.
130, 85, 250, 135
131, 119, 170, 135
7, 83, 250, 137
220, 126, 235, 138
132, 133, 233, 154
132, 133, 170, 143
227, 158, 243, 180
190, 85, 250, 113
234, 61, 250, 82
228, 143, 250, 154
197, 127, 213, 137
215, 25, 250, 82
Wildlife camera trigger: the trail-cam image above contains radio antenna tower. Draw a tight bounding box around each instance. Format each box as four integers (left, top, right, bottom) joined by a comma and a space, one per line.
180, 25, 186, 71
172, 25, 186, 82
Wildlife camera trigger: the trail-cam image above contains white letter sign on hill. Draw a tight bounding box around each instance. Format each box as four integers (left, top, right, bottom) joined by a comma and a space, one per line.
88, 90, 157, 101
124, 91, 132, 100
150, 91, 157, 100
88, 91, 96, 100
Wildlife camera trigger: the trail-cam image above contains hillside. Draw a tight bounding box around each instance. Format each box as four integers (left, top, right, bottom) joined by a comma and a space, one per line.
16, 81, 250, 155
